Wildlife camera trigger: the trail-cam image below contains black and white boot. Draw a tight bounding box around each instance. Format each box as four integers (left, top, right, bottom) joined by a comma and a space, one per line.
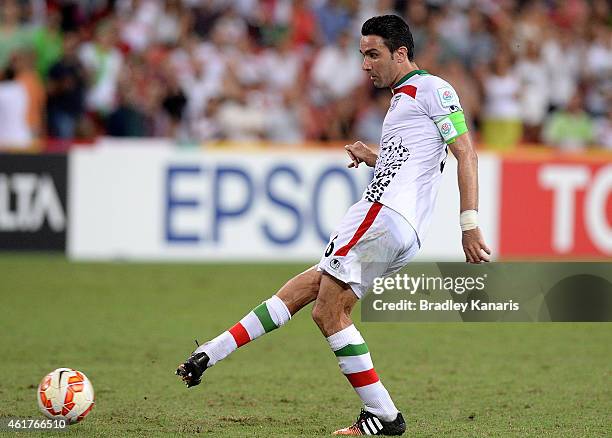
332, 409, 406, 436
176, 351, 210, 388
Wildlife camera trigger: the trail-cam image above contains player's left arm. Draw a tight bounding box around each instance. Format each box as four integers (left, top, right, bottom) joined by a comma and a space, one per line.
447, 133, 491, 263
427, 79, 491, 263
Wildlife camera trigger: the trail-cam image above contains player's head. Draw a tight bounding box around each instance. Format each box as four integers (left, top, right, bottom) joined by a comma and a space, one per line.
360, 15, 415, 88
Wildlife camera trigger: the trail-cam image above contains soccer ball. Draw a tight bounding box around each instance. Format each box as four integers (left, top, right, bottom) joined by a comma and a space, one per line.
37, 368, 95, 424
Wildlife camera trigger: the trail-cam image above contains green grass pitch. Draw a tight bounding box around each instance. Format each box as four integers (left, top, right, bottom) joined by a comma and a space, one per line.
0, 255, 610, 437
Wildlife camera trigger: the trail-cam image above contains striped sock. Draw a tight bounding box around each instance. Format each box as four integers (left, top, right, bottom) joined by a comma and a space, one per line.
196, 295, 291, 367
327, 324, 399, 422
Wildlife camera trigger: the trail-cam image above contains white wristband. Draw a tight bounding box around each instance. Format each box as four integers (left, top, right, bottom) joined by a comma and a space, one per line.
460, 210, 478, 231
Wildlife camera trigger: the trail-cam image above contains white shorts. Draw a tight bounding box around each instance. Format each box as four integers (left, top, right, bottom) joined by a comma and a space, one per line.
317, 199, 420, 299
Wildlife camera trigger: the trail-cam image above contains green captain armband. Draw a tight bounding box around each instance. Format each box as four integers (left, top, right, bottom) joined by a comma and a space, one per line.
435, 111, 468, 144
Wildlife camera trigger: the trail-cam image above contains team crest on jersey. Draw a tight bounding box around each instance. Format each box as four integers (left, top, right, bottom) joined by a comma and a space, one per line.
437, 87, 459, 108
388, 94, 401, 112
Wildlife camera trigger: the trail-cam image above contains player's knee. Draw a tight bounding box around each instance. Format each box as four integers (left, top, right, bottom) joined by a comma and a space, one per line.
312, 300, 351, 334
312, 273, 357, 333
311, 301, 328, 328
311, 296, 345, 330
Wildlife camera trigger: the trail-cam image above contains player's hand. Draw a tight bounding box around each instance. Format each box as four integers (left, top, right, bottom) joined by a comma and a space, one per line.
462, 228, 491, 263
345, 141, 377, 168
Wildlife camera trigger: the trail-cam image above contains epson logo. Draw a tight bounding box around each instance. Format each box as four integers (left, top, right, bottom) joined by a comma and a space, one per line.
0, 173, 66, 232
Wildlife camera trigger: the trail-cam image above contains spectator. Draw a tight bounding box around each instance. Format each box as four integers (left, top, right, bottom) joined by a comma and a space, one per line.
260, 33, 305, 143
355, 89, 390, 145
46, 32, 87, 141
216, 92, 267, 141
119, 0, 163, 53
438, 60, 481, 133
584, 24, 612, 117
465, 9, 495, 68
0, 0, 607, 147
543, 93, 594, 151
437, 4, 470, 59
514, 2, 548, 52
309, 29, 363, 140
315, 0, 351, 46
264, 89, 305, 144
311, 30, 362, 104
191, 95, 223, 143
154, 0, 189, 47
351, 0, 391, 41
78, 20, 123, 115
213, 6, 249, 48
404, 1, 428, 52
591, 0, 610, 24
416, 37, 443, 74
541, 26, 582, 110
13, 51, 45, 142
515, 40, 549, 142
289, 0, 318, 49
260, 32, 303, 94
31, 6, 63, 79
0, 64, 31, 148
161, 71, 188, 140
106, 86, 149, 137
177, 49, 222, 137
105, 53, 156, 137
191, 2, 223, 40
119, 0, 188, 52
594, 108, 612, 149
0, 1, 33, 71
481, 51, 522, 150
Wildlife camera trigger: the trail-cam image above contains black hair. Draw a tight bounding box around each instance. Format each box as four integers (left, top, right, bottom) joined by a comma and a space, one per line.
361, 15, 415, 61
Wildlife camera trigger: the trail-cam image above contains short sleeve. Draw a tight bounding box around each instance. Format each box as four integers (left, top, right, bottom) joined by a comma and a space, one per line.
423, 79, 468, 144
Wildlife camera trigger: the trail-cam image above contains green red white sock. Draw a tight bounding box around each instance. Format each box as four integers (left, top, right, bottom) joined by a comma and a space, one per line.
196, 295, 290, 366
327, 324, 399, 422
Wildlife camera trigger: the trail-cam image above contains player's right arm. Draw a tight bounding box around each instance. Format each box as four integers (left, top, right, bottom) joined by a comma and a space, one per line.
344, 141, 377, 168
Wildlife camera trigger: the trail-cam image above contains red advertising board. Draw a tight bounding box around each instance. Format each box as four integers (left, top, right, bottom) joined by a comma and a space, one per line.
500, 156, 612, 259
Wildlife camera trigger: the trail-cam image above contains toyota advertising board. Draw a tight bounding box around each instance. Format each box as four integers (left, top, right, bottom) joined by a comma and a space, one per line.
500, 156, 612, 259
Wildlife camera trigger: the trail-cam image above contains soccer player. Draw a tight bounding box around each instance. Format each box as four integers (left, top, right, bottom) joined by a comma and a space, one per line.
177, 15, 490, 436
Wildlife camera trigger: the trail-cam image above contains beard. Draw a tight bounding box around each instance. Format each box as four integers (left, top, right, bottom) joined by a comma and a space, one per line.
374, 79, 391, 89
371, 75, 386, 88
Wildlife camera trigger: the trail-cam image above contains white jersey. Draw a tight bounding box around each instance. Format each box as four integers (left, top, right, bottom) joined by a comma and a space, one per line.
363, 70, 464, 244
0, 81, 31, 148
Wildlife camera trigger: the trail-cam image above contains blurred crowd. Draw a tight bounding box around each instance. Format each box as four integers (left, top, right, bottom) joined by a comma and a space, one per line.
0, 0, 610, 151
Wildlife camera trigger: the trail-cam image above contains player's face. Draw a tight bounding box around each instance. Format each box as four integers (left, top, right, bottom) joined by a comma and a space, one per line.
360, 35, 396, 88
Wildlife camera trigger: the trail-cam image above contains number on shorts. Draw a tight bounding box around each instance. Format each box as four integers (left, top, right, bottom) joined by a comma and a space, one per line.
325, 235, 338, 257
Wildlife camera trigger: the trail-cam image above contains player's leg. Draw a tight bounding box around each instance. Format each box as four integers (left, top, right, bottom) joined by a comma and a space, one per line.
176, 266, 321, 387
313, 199, 419, 435
311, 274, 405, 436
276, 266, 322, 315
